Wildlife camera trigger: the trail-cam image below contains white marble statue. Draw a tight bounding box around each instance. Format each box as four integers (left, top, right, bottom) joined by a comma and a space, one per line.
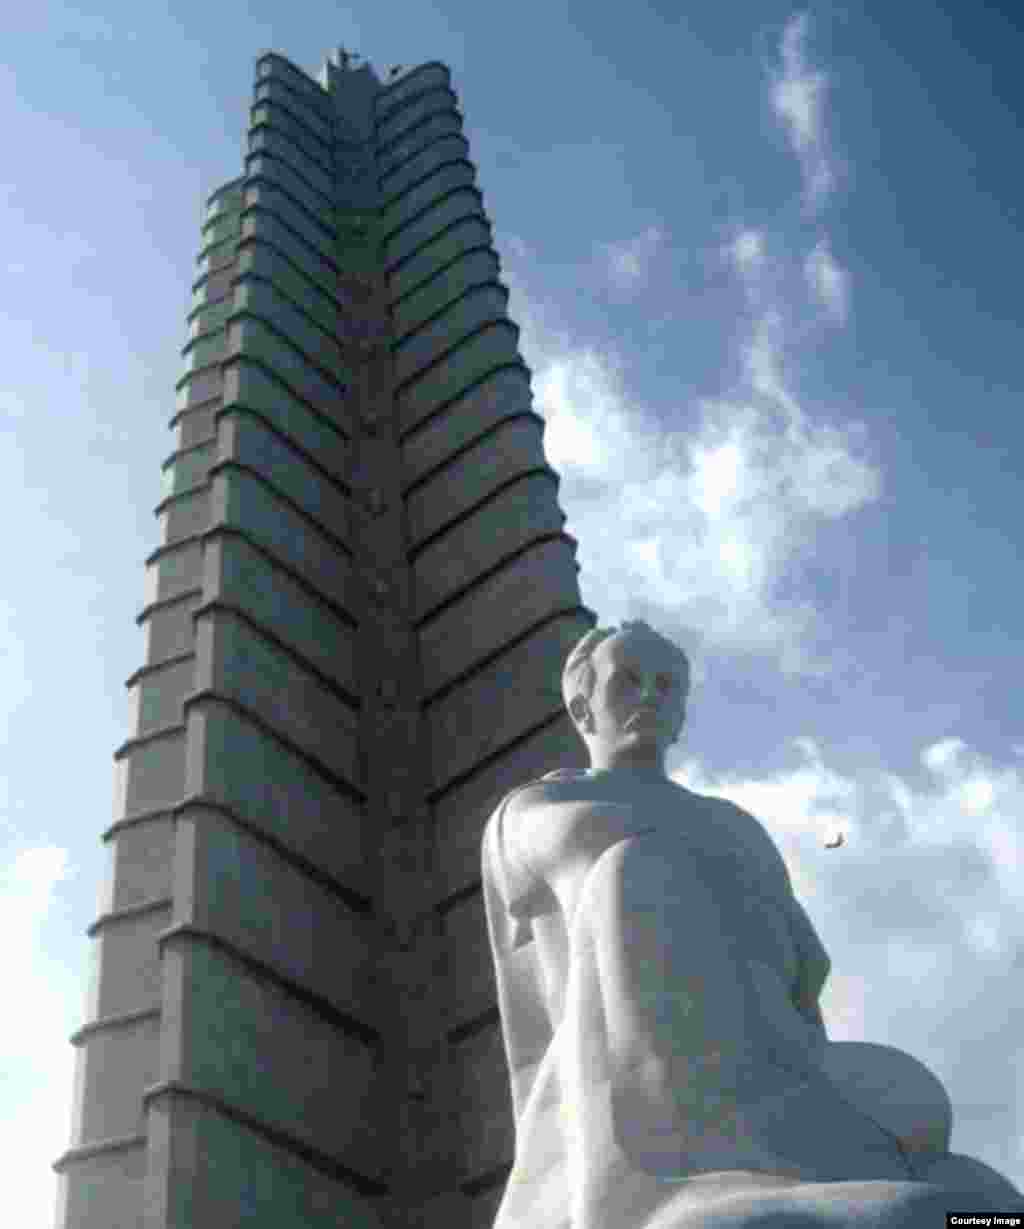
482, 620, 1022, 1227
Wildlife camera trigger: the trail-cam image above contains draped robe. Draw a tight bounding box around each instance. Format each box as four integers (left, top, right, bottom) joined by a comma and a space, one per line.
481, 769, 1023, 1228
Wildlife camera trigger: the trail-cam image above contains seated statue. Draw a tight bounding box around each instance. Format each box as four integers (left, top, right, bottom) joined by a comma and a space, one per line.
481, 620, 1023, 1227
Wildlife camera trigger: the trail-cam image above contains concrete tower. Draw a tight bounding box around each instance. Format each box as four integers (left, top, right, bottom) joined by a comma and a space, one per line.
53, 48, 596, 1229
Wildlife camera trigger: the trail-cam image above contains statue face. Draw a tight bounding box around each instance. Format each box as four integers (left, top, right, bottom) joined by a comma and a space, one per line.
571, 632, 687, 775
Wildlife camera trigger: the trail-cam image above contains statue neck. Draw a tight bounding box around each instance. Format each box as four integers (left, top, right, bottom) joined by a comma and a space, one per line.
584, 766, 670, 784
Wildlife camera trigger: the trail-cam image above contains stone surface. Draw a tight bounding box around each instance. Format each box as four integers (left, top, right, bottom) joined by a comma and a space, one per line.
482, 621, 1024, 1227
56, 49, 601, 1226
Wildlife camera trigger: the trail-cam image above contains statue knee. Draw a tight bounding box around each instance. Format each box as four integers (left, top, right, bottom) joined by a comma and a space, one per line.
913, 1151, 1023, 1205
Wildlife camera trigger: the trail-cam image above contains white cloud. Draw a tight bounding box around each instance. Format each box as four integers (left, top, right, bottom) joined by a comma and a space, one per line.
908, 739, 1024, 911
745, 313, 878, 519
805, 239, 849, 324
674, 736, 1024, 1180
960, 776, 995, 816
502, 255, 881, 677
0, 845, 80, 1228
967, 912, 1003, 956
596, 226, 666, 292
746, 312, 800, 418
922, 736, 967, 778
730, 229, 764, 280
771, 13, 835, 212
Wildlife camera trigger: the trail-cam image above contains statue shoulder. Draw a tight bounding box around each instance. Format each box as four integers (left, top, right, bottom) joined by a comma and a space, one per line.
497, 769, 582, 816
701, 794, 793, 886
539, 768, 587, 786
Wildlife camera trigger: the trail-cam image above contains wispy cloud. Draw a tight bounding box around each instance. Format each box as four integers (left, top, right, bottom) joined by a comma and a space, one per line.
729, 229, 765, 281
751, 20, 852, 330
746, 316, 877, 518
771, 13, 835, 213
745, 312, 799, 418
595, 226, 666, 292
495, 17, 870, 679
501, 249, 880, 676
805, 238, 849, 324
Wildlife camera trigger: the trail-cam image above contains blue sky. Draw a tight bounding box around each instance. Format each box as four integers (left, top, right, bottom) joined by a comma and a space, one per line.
2, 0, 1023, 1219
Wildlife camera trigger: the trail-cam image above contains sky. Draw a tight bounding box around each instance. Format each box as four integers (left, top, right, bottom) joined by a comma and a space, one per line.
2, 0, 1023, 1220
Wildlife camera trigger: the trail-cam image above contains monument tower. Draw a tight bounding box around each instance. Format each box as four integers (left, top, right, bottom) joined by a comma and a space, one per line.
54, 47, 595, 1228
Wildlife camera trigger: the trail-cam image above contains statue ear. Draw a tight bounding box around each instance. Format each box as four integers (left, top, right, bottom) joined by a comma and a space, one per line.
569, 696, 589, 727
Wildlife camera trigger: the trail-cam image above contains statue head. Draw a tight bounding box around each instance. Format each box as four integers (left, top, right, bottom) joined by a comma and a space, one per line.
561, 620, 690, 779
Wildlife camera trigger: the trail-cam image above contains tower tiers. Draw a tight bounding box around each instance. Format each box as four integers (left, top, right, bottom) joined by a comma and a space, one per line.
54, 48, 595, 1229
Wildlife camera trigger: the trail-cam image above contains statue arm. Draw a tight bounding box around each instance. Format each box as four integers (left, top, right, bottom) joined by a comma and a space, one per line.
502, 783, 550, 872
715, 799, 832, 1041
786, 892, 832, 1038
497, 783, 561, 921
799, 996, 828, 1042
505, 783, 668, 911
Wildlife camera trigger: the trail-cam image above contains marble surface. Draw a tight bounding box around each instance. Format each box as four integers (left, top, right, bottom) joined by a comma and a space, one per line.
481, 622, 1023, 1227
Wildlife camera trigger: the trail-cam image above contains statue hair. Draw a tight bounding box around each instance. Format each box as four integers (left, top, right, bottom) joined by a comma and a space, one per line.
561, 620, 690, 723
